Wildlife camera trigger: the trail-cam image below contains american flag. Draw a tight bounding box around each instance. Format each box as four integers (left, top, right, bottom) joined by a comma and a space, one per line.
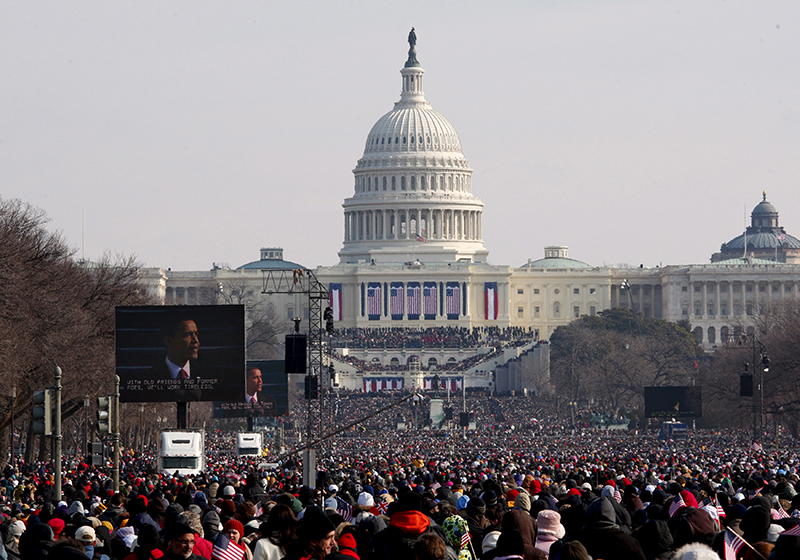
254, 502, 263, 517
446, 283, 460, 317
407, 283, 421, 316
751, 441, 763, 452
702, 495, 726, 519
367, 283, 382, 318
423, 283, 437, 317
773, 505, 790, 520
669, 494, 686, 517
213, 534, 245, 560
337, 497, 353, 523
724, 528, 746, 560
416, 235, 427, 242
391, 283, 404, 317
614, 488, 622, 503
328, 283, 343, 321
461, 530, 471, 549
485, 282, 498, 320
783, 524, 800, 536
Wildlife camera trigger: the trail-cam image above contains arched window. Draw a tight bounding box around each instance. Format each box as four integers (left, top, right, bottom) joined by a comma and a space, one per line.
428, 357, 438, 367
693, 327, 703, 343
707, 326, 716, 344
720, 326, 729, 343
390, 357, 400, 366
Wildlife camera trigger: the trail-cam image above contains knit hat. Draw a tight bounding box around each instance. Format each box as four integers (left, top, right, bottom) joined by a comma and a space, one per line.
47, 518, 65, 538
536, 510, 565, 538
358, 492, 374, 507
482, 530, 501, 554
299, 507, 336, 541
236, 501, 256, 519
514, 492, 531, 512
222, 485, 235, 497
9, 520, 25, 538
223, 519, 245, 537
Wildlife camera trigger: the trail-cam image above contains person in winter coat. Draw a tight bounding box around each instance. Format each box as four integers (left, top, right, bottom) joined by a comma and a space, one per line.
577, 496, 645, 560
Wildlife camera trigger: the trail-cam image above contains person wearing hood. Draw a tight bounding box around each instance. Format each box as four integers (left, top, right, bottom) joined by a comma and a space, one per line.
465, 497, 493, 547
632, 519, 673, 560
577, 496, 645, 560
534, 510, 564, 558
500, 506, 545, 560
202, 511, 222, 543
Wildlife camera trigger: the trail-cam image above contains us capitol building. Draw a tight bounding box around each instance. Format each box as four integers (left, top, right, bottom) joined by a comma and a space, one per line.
139, 33, 800, 390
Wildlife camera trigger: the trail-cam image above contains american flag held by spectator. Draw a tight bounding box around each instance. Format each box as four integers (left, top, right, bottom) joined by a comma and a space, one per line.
337, 497, 353, 523
213, 534, 245, 560
669, 494, 686, 517
724, 528, 746, 560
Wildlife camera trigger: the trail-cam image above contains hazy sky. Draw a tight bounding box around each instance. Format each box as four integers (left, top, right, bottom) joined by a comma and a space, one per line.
3, 1, 799, 271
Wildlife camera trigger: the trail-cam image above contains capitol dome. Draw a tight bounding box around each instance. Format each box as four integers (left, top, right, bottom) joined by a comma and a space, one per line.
711, 192, 800, 264
338, 31, 488, 265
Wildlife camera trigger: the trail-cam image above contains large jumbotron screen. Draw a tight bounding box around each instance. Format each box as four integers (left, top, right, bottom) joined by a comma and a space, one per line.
644, 386, 702, 418
213, 360, 289, 418
116, 305, 245, 403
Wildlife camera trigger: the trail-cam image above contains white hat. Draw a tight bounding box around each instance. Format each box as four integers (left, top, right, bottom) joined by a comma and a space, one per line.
357, 492, 374, 507
324, 497, 337, 510
9, 521, 25, 538
328, 484, 339, 493
482, 531, 501, 554
75, 526, 96, 544
767, 523, 785, 543
222, 485, 235, 496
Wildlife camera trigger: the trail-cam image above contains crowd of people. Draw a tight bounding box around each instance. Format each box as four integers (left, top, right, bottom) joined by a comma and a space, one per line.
2, 394, 800, 559
331, 327, 536, 350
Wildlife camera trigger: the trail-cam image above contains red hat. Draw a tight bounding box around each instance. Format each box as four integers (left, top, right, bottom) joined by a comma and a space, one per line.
47, 518, 65, 538
223, 519, 244, 537
567, 488, 582, 497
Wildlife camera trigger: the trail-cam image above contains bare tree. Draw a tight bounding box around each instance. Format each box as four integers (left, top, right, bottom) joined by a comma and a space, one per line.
0, 198, 152, 467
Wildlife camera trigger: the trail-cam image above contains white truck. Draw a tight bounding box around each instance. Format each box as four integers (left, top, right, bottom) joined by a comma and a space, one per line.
158, 430, 205, 476
236, 432, 263, 457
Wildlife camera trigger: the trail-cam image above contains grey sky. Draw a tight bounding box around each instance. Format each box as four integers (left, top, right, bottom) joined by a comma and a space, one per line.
2, 1, 799, 271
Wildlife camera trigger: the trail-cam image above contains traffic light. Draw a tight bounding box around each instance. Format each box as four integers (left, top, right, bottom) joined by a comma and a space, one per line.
32, 389, 52, 435
324, 307, 334, 334
97, 396, 111, 434
740, 374, 754, 397
88, 442, 104, 466
304, 376, 318, 400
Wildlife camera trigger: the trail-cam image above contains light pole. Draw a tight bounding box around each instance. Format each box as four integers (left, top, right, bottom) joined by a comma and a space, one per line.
739, 334, 769, 444
83, 395, 89, 458
10, 385, 16, 467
